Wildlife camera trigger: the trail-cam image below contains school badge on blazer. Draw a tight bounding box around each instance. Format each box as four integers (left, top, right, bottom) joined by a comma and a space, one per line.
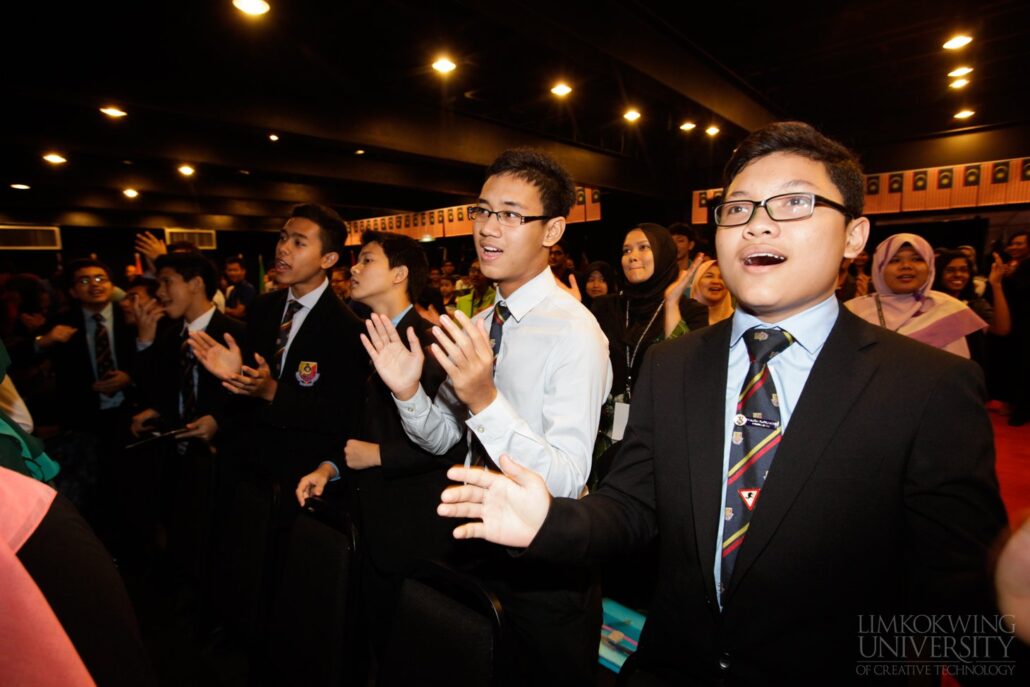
296, 361, 320, 387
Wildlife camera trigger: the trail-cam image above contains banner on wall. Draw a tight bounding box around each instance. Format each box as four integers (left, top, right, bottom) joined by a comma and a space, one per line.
925, 167, 953, 210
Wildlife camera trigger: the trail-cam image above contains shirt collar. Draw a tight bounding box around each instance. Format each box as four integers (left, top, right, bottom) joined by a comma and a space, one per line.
288, 277, 329, 311
391, 304, 414, 327
184, 305, 217, 334
730, 294, 839, 355
83, 302, 114, 323
496, 267, 556, 323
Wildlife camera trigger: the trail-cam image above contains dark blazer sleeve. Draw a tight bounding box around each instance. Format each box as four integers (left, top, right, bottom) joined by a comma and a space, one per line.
677, 296, 710, 332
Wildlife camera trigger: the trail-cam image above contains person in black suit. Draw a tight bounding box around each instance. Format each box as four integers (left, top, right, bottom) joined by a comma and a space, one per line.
296, 230, 466, 659
36, 258, 137, 541
439, 122, 1013, 683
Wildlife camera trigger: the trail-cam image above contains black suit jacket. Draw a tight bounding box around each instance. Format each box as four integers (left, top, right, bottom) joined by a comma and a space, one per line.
348, 308, 466, 574
134, 309, 246, 432
531, 308, 1008, 684
47, 306, 137, 427
245, 287, 367, 486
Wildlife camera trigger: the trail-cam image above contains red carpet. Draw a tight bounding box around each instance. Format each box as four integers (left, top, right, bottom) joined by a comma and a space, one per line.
992, 411, 1030, 525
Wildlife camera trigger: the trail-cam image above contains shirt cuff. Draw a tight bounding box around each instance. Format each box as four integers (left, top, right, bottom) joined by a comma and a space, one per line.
136, 338, 153, 352
320, 460, 341, 482
392, 384, 430, 416
465, 392, 517, 444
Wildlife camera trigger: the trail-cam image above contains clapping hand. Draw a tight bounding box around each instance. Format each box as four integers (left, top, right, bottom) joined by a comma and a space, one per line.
360, 313, 424, 401
430, 311, 496, 414
189, 330, 243, 381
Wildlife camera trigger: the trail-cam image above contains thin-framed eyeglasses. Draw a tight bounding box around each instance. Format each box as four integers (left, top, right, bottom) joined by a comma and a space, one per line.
75, 275, 111, 286
713, 192, 852, 227
468, 206, 550, 228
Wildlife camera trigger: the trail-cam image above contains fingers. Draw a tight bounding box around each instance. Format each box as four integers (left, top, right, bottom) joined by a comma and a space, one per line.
437, 502, 483, 520
498, 453, 536, 487
440, 481, 488, 504
253, 352, 269, 372
445, 465, 498, 488
405, 326, 423, 357
359, 332, 378, 360
430, 342, 459, 377
452, 522, 487, 540
363, 315, 389, 352
224, 332, 241, 353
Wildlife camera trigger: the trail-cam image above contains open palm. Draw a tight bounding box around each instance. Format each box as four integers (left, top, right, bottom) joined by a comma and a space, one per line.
189, 330, 243, 381
360, 313, 424, 398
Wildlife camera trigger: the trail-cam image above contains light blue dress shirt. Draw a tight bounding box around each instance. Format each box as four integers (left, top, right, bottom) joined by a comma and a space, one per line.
713, 294, 840, 605
82, 303, 124, 410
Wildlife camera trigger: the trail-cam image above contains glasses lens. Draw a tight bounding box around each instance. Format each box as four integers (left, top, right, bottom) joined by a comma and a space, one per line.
715, 202, 753, 226
767, 193, 814, 221
496, 211, 523, 228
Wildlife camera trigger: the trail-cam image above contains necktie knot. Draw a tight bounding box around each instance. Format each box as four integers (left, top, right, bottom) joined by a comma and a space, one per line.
93, 313, 105, 324
285, 300, 303, 319
743, 327, 794, 365
493, 302, 510, 326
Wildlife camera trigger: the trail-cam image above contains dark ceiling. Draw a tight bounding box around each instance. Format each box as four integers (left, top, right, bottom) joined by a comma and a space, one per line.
1, 0, 1028, 233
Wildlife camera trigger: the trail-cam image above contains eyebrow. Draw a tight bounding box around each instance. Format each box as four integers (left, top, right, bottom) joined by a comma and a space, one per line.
478, 197, 529, 210
726, 178, 820, 199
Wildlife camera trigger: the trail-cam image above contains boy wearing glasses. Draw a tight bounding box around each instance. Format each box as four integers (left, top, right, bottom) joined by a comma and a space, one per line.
438, 123, 1009, 682
363, 149, 612, 684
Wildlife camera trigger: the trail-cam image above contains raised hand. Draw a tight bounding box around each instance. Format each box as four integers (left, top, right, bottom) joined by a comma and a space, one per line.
556, 273, 582, 302
222, 352, 276, 400
438, 454, 551, 548
360, 313, 424, 400
430, 311, 496, 414
189, 330, 242, 381
134, 231, 167, 261
989, 252, 1006, 288
133, 298, 165, 343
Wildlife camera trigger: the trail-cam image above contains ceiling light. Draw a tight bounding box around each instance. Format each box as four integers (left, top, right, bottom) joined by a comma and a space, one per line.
239, 169, 251, 175
680, 121, 697, 131
432, 57, 456, 73
268, 133, 279, 142
623, 109, 641, 122
705, 125, 720, 136
551, 83, 572, 97
948, 66, 973, 77
43, 153, 66, 164
954, 109, 975, 119
949, 78, 970, 89
354, 149, 366, 155
10, 184, 30, 190
178, 164, 195, 176
100, 106, 127, 118
123, 188, 139, 198
943, 35, 972, 50
233, 0, 270, 16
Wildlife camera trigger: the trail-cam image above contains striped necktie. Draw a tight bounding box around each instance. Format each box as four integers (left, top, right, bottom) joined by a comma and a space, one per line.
92, 313, 115, 380
470, 302, 511, 469
180, 328, 197, 422
274, 300, 303, 377
720, 326, 794, 591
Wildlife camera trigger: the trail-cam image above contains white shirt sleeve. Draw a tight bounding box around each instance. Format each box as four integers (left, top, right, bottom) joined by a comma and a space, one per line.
393, 379, 467, 455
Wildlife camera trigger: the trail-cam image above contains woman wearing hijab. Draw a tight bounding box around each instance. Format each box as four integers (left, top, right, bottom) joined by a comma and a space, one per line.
845, 233, 986, 358
579, 260, 619, 311
590, 224, 708, 469
689, 259, 734, 325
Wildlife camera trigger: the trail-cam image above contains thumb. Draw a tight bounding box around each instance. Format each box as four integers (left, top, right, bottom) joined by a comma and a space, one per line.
313, 482, 325, 496
498, 454, 532, 484
567, 273, 578, 288
224, 332, 240, 351
254, 351, 268, 367
185, 421, 198, 430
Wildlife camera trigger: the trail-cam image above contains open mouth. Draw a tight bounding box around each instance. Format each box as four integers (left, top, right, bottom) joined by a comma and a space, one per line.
276, 260, 290, 271
743, 252, 786, 267
481, 246, 503, 256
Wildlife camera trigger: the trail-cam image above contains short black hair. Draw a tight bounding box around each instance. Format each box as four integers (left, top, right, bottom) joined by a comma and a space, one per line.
485, 149, 576, 219
330, 264, 351, 279
668, 222, 697, 241
168, 241, 201, 254
155, 252, 219, 300
126, 276, 159, 299
723, 121, 865, 218
291, 203, 346, 257
1008, 230, 1029, 245
361, 230, 429, 303
65, 258, 111, 290
225, 255, 245, 269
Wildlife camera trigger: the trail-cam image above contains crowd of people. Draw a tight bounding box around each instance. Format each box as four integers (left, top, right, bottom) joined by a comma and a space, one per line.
1, 121, 1029, 685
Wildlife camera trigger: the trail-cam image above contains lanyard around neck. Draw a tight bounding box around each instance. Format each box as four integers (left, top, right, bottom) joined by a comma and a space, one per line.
624, 299, 664, 399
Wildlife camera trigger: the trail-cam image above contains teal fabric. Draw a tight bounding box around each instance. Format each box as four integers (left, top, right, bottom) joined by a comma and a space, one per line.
0, 341, 59, 482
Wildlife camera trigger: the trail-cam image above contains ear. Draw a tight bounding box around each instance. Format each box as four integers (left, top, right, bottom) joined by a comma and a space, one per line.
188, 275, 205, 295
541, 217, 566, 248
843, 216, 870, 260
320, 251, 340, 270
392, 264, 409, 287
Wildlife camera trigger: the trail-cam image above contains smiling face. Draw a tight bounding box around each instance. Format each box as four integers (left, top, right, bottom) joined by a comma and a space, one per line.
622, 229, 655, 284
1009, 234, 1029, 261
716, 152, 868, 322
474, 173, 563, 297
584, 270, 609, 298
941, 257, 970, 296
697, 263, 728, 304
882, 245, 929, 295
275, 217, 338, 295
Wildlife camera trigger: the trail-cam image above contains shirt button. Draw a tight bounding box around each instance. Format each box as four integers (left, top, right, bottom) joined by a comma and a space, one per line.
476, 425, 485, 433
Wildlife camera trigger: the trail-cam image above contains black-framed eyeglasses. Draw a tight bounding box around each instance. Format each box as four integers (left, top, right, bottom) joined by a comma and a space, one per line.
713, 192, 852, 227
468, 206, 550, 228
75, 275, 111, 286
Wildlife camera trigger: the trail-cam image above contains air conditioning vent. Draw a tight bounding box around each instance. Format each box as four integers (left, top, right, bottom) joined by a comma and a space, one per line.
165, 227, 217, 250
0, 224, 62, 250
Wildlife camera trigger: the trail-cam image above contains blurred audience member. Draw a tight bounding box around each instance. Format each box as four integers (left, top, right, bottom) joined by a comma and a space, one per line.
690, 259, 734, 325
224, 256, 257, 320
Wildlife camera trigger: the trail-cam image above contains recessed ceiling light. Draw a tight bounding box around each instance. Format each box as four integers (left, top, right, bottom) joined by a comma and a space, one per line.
949, 78, 970, 89
178, 164, 195, 176
623, 109, 641, 122
551, 83, 572, 97
432, 57, 456, 73
268, 133, 279, 142
43, 153, 66, 165
239, 169, 251, 175
705, 125, 720, 136
10, 184, 30, 190
943, 35, 972, 50
954, 109, 975, 119
100, 106, 127, 118
948, 66, 973, 77
123, 188, 139, 198
233, 0, 270, 16
354, 149, 366, 155
680, 121, 697, 131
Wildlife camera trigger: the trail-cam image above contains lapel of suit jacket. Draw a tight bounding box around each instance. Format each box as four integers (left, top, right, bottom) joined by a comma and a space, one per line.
688, 319, 733, 603
725, 308, 881, 598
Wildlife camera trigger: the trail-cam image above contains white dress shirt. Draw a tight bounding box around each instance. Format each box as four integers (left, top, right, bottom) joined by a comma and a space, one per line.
394, 267, 613, 498
278, 278, 329, 379
82, 303, 123, 409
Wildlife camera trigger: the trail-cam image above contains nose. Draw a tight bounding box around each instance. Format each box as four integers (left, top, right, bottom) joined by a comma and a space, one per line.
742, 205, 780, 239
477, 213, 502, 237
